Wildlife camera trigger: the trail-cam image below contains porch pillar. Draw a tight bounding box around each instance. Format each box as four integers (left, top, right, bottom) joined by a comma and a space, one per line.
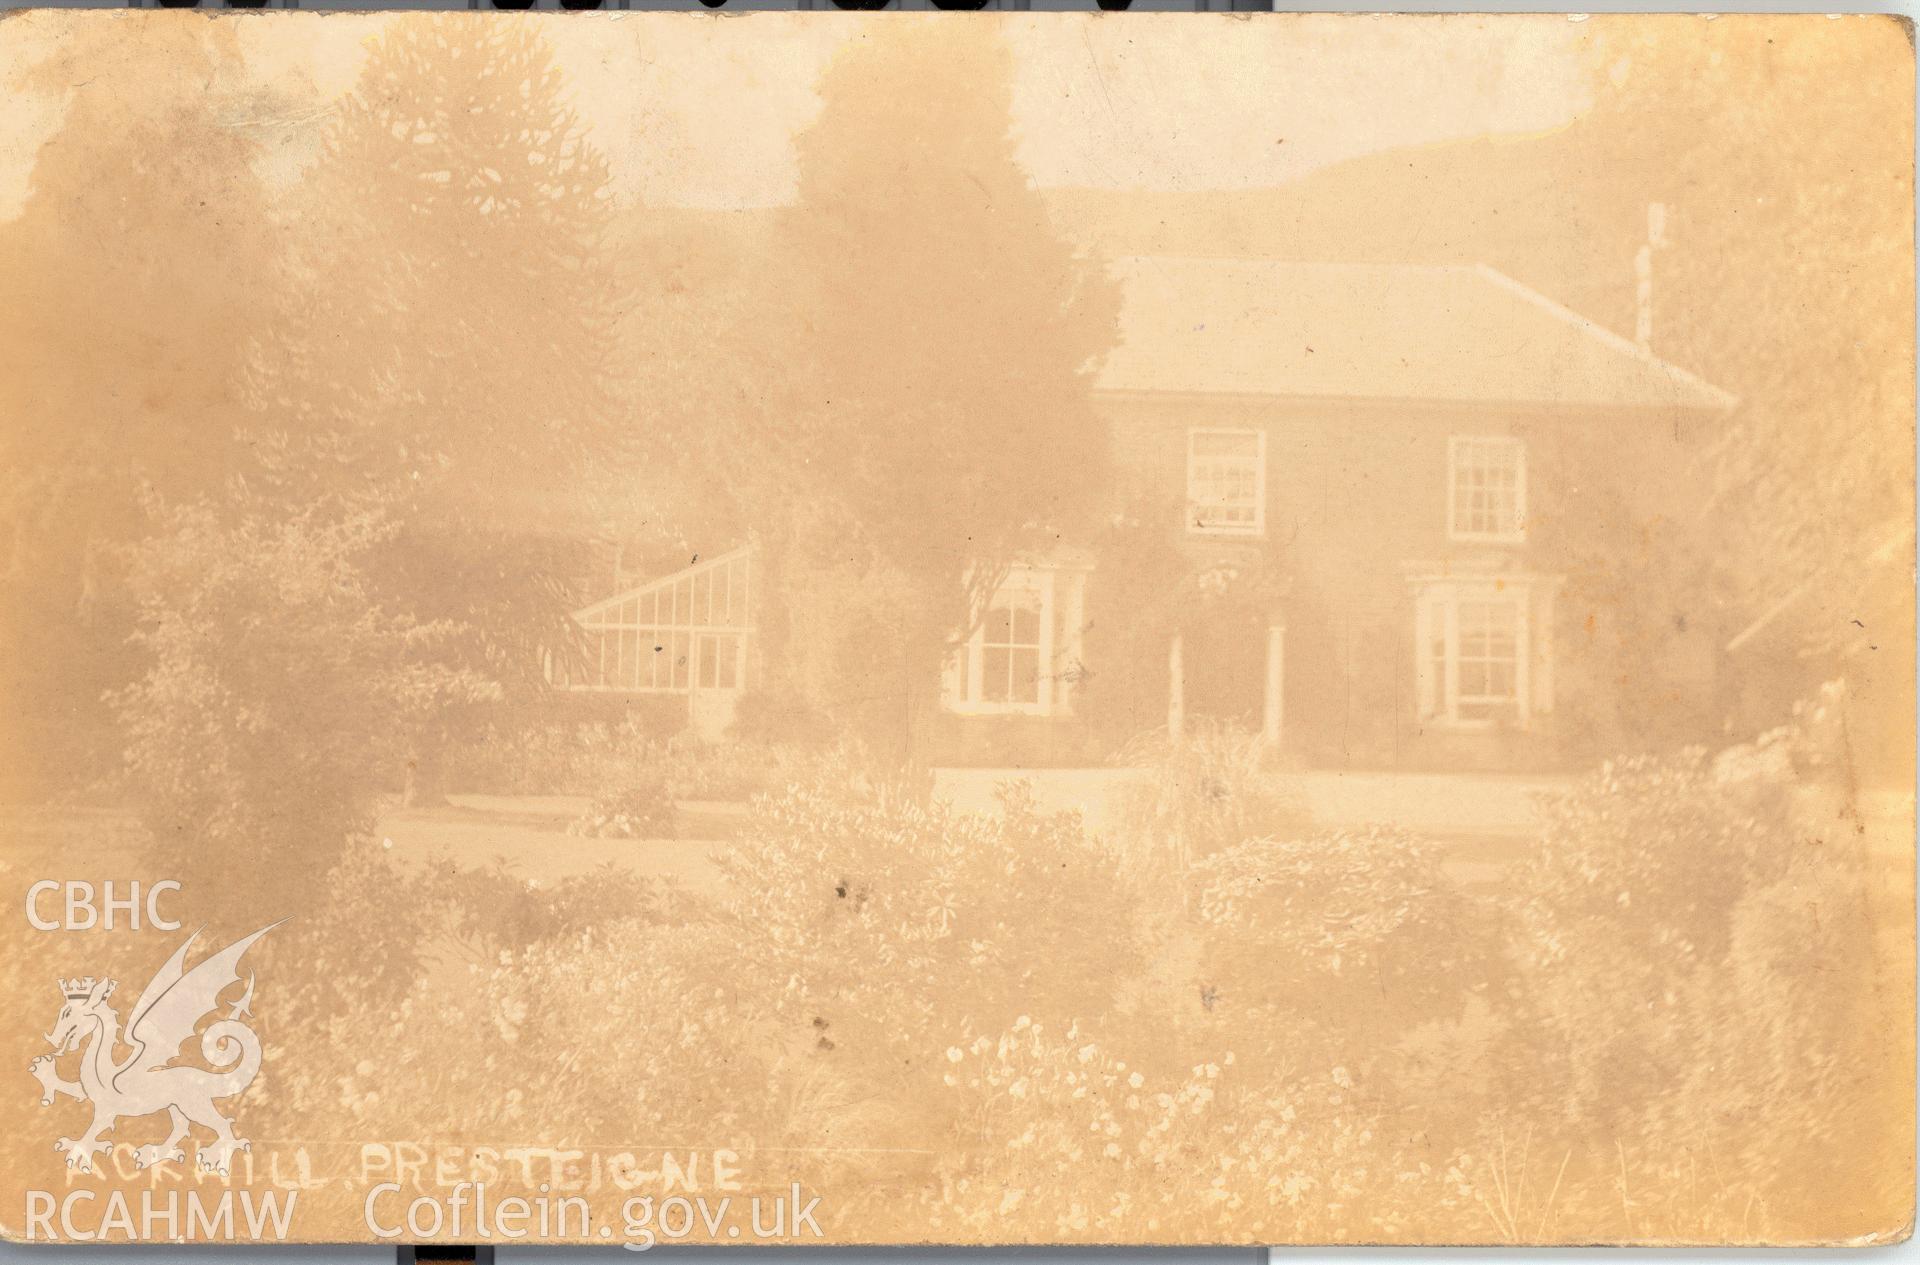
1262, 621, 1286, 751
1167, 632, 1185, 743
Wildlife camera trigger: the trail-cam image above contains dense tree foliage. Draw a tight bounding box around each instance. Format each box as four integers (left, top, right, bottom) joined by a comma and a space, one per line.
1579, 22, 1911, 723
103, 17, 630, 890
703, 24, 1121, 754
248, 18, 630, 801
0, 25, 277, 799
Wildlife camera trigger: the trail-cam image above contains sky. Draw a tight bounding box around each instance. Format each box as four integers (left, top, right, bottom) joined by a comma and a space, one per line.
0, 12, 1595, 217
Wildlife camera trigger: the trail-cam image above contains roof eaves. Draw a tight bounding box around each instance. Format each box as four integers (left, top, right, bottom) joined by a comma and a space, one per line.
1471, 263, 1740, 412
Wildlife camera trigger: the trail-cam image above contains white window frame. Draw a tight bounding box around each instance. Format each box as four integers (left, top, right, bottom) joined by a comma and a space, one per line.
1185, 428, 1266, 537
945, 569, 1057, 717
1447, 435, 1527, 544
1415, 582, 1531, 729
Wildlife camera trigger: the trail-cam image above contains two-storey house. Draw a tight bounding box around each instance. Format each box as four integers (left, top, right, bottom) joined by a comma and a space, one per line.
558, 255, 1734, 771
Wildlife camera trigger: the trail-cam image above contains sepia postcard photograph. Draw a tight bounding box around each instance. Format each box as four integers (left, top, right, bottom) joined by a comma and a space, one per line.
0, 8, 1912, 1249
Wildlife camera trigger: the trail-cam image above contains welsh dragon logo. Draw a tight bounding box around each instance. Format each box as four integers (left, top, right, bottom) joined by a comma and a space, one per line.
28, 923, 280, 1175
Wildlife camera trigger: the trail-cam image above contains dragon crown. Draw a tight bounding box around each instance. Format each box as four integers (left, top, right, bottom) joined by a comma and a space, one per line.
59, 977, 113, 1001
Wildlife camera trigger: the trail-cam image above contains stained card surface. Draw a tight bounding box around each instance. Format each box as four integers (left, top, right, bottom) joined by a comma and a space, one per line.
0, 9, 1912, 1248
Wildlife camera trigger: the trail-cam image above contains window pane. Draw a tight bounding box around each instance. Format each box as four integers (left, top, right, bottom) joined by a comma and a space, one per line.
1459, 660, 1491, 697
1487, 661, 1515, 697
1188, 431, 1261, 531
1010, 647, 1041, 705
694, 572, 710, 625
1011, 605, 1041, 646
1459, 622, 1487, 659
717, 635, 737, 689
1451, 598, 1519, 711
698, 634, 718, 689
982, 647, 1012, 703
1451, 439, 1523, 537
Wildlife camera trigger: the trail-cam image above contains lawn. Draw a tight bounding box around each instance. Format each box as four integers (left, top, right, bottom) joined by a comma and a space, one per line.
376, 794, 737, 891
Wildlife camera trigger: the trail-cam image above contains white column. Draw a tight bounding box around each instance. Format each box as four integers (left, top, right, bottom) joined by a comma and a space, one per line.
1514, 591, 1532, 726
1059, 573, 1087, 714
1037, 571, 1057, 715
1263, 622, 1286, 750
1167, 632, 1185, 743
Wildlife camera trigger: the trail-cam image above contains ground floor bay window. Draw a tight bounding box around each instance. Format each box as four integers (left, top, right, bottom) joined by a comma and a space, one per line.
1410, 572, 1560, 729
941, 562, 1088, 718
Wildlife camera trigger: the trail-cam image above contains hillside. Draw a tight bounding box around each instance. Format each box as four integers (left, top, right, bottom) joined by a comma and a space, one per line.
1041, 121, 1657, 358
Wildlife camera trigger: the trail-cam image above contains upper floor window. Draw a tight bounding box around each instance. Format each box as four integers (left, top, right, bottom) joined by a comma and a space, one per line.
1448, 436, 1526, 543
1186, 429, 1265, 536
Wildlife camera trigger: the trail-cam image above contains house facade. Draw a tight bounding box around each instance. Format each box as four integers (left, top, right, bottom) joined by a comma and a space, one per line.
558, 256, 1734, 771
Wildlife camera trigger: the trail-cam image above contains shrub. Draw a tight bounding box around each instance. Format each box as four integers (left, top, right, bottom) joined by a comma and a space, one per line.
111, 502, 497, 918
567, 774, 677, 838
1509, 701, 1894, 1236
1511, 747, 1802, 1129
157, 678, 1902, 1243
443, 709, 846, 801
916, 1016, 1474, 1243
555, 739, 867, 840
1193, 825, 1510, 1066
439, 702, 687, 796
257, 923, 729, 1149
249, 843, 668, 1151
712, 773, 1143, 1150
1111, 724, 1312, 872
1182, 826, 1522, 1164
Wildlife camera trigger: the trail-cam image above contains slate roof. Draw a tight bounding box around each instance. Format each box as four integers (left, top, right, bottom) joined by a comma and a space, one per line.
1095, 256, 1736, 412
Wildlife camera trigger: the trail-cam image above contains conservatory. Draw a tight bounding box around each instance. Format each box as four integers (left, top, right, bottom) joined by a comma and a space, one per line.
549, 544, 753, 738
